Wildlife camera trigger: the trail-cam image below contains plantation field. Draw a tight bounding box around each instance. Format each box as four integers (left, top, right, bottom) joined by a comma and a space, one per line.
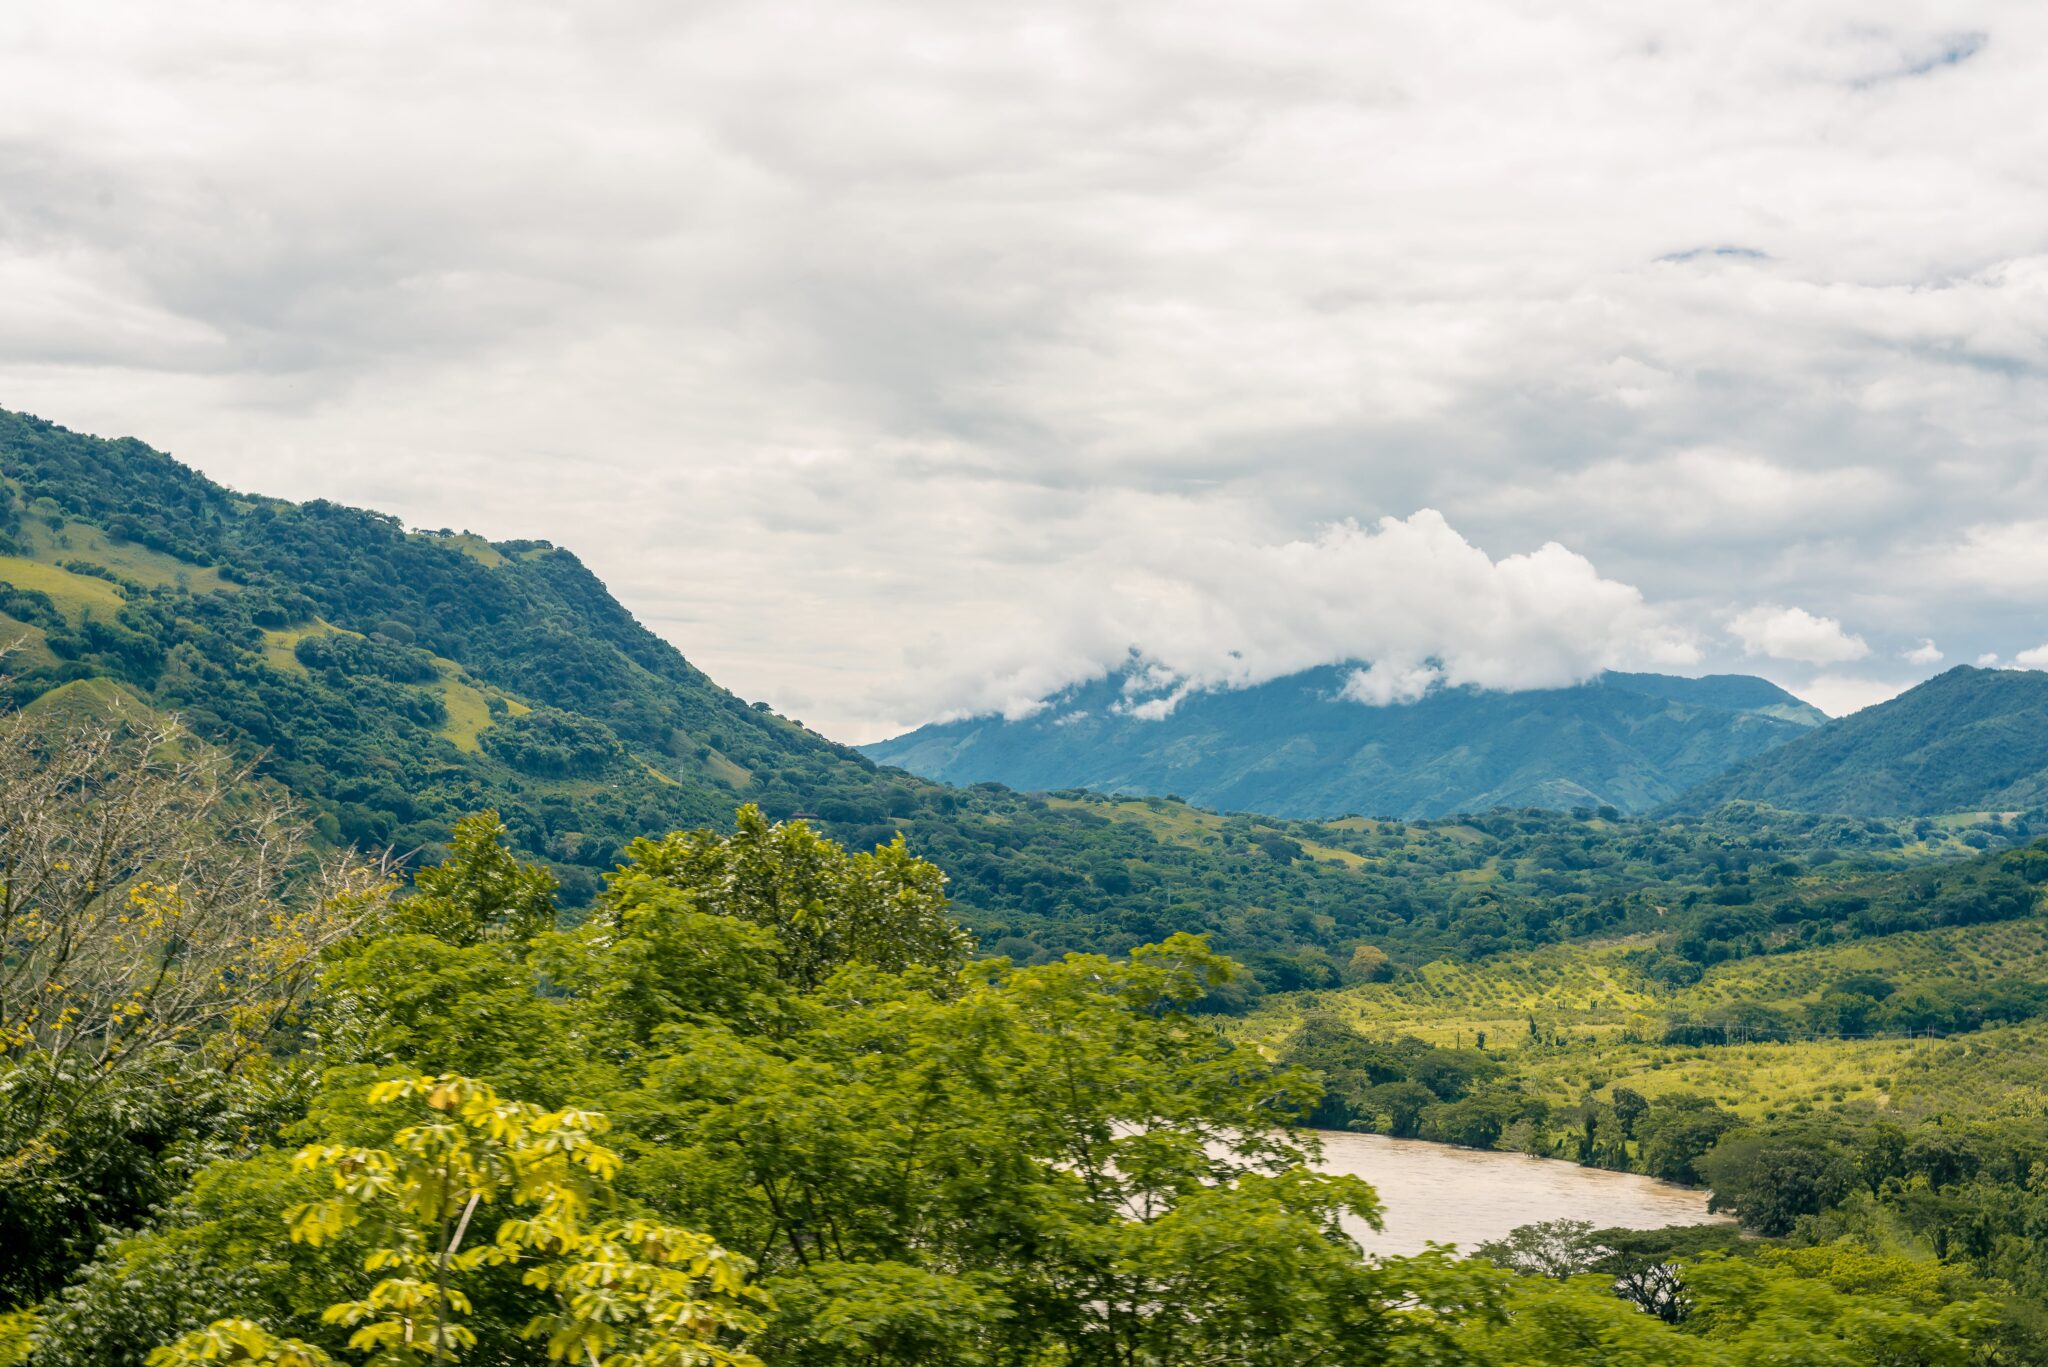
1246, 916, 2048, 1121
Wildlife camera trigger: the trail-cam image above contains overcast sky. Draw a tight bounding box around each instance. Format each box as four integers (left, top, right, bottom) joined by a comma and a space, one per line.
4, 2, 2046, 741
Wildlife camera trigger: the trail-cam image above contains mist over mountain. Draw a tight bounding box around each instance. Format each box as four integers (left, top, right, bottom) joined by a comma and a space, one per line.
864, 666, 1825, 819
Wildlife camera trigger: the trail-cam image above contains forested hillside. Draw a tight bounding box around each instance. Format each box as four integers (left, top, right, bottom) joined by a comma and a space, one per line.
8, 408, 2048, 1364
1669, 666, 2048, 817
865, 664, 1824, 819
8, 406, 2013, 1003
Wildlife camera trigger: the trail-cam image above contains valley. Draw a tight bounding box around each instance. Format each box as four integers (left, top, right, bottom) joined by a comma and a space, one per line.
7, 408, 2048, 1363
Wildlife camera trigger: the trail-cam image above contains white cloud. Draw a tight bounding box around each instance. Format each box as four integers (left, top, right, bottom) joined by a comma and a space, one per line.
1727, 605, 1871, 665
896, 509, 1701, 723
1787, 674, 1914, 717
1341, 662, 1445, 706
1917, 520, 2048, 598
1979, 652, 2002, 666
2015, 644, 2048, 668
1903, 639, 1944, 664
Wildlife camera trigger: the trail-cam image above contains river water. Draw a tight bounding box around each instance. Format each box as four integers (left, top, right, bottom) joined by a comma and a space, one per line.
1311, 1130, 1725, 1256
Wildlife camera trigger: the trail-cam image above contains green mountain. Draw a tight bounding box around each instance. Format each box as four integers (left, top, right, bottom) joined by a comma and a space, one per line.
0, 407, 1799, 990
0, 405, 1995, 1001
1668, 665, 2048, 816
863, 666, 1825, 819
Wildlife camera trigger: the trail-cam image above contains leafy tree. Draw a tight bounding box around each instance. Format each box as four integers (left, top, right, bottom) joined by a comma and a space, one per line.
1475, 1220, 1610, 1280
1636, 1097, 1739, 1185
391, 811, 557, 945
149, 1074, 765, 1367
0, 712, 387, 1304
1610, 1086, 1648, 1139
1700, 1136, 1858, 1237
610, 805, 971, 990
1346, 942, 1394, 982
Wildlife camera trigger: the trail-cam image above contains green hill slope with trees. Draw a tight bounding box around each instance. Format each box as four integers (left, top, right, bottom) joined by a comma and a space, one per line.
1669, 666, 2048, 817
863, 665, 1823, 819
2, 407, 2029, 1003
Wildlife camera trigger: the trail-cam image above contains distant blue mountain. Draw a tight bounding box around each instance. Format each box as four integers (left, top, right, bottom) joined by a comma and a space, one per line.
863, 667, 1825, 819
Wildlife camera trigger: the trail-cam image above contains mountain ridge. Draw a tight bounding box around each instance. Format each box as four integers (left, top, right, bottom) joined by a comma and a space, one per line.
10, 403, 1805, 992
864, 664, 1825, 819
1666, 665, 2048, 817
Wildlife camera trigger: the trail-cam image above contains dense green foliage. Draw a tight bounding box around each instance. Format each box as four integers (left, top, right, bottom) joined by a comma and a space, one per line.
864, 664, 1823, 819
1671, 665, 2048, 817
8, 811, 2013, 1365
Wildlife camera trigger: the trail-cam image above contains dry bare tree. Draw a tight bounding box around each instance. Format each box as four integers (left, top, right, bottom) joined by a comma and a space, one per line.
0, 694, 390, 1180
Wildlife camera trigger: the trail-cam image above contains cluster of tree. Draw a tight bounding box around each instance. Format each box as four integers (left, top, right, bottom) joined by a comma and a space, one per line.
2, 769, 2010, 1363
1662, 971, 2048, 1045
1285, 1005, 2048, 1354
1280, 1018, 1745, 1183
1645, 842, 2048, 977
1473, 1218, 2025, 1360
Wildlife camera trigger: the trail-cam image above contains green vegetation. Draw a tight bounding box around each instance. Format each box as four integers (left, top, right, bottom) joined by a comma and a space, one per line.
9, 404, 2048, 1357
2, 762, 2013, 1362
864, 663, 1824, 819
1256, 885, 2048, 1354
9, 405, 2025, 1007
1671, 665, 2048, 816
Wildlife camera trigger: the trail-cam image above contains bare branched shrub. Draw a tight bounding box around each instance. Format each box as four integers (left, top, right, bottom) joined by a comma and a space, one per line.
0, 700, 389, 1177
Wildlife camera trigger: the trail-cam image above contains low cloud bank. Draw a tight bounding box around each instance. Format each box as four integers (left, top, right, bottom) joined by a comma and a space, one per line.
932, 510, 1702, 722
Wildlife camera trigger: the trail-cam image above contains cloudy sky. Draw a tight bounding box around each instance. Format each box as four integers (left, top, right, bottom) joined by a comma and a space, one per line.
4, 2, 2046, 740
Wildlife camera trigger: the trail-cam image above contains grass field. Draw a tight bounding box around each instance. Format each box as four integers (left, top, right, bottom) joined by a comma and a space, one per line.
1044, 795, 1380, 868
260, 619, 361, 674
422, 531, 509, 568
19, 676, 158, 726
0, 554, 127, 617
260, 621, 535, 756
21, 519, 232, 594
432, 661, 526, 753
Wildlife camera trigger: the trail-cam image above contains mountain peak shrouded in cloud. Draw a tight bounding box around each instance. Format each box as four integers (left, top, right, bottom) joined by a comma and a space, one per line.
865, 665, 1825, 819
911, 510, 1703, 726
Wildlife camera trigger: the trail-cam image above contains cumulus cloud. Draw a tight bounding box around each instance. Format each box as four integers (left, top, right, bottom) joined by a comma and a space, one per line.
1903, 640, 1944, 664
911, 509, 1699, 721
1727, 605, 1872, 665
1, 3, 2047, 738
2016, 644, 2048, 668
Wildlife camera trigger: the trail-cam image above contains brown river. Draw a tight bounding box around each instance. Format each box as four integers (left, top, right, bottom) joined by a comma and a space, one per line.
1311, 1130, 1726, 1256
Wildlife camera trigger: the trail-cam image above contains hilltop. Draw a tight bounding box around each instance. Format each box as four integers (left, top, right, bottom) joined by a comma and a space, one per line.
864, 665, 1824, 819
1667, 666, 2048, 817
